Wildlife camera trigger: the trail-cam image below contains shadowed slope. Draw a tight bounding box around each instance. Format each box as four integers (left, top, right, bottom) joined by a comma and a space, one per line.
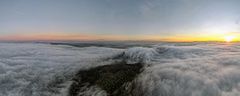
69, 61, 143, 96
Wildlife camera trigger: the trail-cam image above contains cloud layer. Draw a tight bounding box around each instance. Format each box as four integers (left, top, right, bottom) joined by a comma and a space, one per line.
0, 43, 122, 96
1, 42, 240, 96
132, 43, 240, 96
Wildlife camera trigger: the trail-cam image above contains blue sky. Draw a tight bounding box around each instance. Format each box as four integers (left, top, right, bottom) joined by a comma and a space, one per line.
1, 0, 240, 41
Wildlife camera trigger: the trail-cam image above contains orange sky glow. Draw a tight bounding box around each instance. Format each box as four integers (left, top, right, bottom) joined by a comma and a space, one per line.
0, 32, 239, 42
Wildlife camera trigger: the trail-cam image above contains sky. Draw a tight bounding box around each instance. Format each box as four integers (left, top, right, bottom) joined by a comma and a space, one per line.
1, 0, 240, 41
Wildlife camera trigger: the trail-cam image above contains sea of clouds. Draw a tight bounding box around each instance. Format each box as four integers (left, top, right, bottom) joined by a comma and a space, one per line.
0, 42, 240, 96
0, 43, 122, 96
132, 43, 240, 96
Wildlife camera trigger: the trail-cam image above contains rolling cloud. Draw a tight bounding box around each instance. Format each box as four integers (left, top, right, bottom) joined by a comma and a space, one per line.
0, 42, 240, 96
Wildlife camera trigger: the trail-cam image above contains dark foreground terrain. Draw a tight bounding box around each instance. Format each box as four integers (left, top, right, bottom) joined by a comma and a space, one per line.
69, 61, 143, 96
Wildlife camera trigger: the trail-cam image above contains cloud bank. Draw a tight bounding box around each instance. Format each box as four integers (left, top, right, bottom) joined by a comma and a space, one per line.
1, 42, 240, 96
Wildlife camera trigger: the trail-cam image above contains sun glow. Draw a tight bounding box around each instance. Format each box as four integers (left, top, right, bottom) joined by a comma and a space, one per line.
224, 35, 236, 42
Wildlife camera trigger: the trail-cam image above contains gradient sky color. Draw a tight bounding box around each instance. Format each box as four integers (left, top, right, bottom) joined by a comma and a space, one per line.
1, 0, 240, 41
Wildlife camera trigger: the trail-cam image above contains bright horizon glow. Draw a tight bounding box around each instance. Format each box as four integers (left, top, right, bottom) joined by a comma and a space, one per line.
0, 32, 240, 42
224, 35, 236, 42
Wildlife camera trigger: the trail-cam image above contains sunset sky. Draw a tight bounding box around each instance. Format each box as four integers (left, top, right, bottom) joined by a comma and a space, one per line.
1, 0, 240, 41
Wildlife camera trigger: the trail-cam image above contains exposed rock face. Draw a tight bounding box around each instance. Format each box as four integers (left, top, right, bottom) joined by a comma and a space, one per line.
68, 61, 143, 96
